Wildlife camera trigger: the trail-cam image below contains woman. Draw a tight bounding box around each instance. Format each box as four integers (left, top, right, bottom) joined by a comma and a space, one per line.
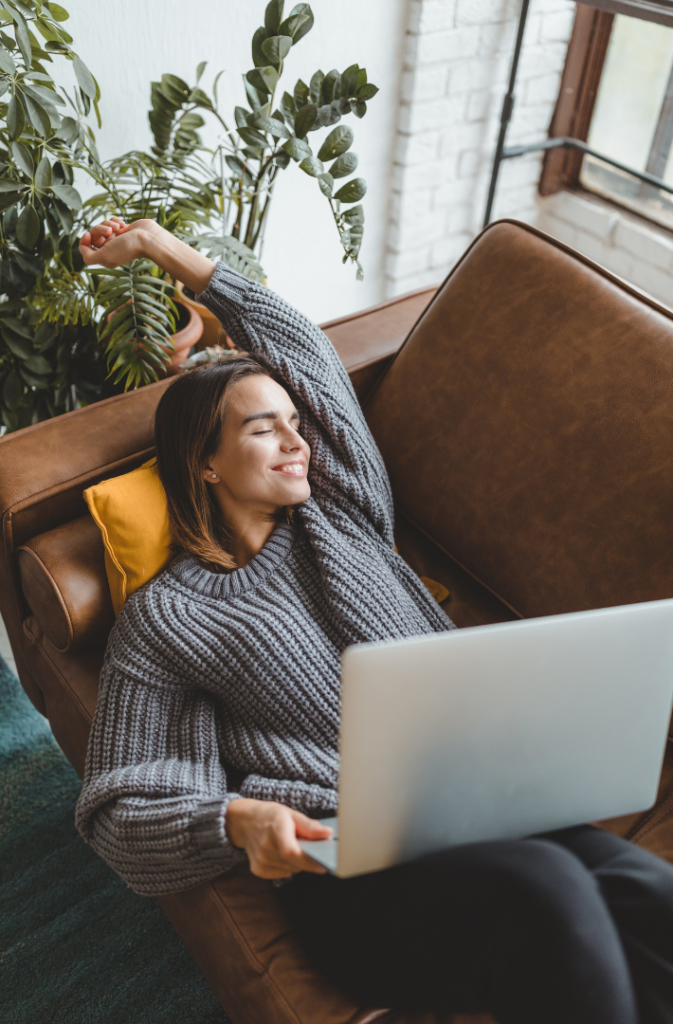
77, 217, 673, 1024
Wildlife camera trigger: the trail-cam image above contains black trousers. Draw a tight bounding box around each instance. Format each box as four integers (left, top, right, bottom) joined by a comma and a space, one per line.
280, 826, 673, 1024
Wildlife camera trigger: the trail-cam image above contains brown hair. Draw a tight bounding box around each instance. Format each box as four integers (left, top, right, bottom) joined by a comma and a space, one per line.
154, 355, 272, 571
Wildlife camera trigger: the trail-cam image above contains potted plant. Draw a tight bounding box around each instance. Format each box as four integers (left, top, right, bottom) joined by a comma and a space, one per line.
0, 0, 379, 429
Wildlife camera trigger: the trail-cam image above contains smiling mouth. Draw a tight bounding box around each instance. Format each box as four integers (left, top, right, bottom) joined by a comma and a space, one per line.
272, 461, 307, 477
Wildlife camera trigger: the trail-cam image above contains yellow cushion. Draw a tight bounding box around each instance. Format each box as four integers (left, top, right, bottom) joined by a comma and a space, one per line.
84, 458, 172, 615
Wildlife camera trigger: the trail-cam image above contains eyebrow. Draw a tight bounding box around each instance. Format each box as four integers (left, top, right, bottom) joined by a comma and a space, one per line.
242, 408, 300, 425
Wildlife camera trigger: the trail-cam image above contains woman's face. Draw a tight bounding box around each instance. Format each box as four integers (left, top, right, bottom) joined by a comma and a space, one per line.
203, 374, 311, 511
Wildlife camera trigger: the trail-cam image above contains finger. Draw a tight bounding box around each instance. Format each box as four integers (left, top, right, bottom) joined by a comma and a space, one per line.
80, 231, 92, 248
274, 820, 327, 874
291, 811, 333, 840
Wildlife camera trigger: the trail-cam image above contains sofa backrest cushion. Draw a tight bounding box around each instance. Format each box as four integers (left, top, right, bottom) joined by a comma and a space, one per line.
364, 220, 673, 618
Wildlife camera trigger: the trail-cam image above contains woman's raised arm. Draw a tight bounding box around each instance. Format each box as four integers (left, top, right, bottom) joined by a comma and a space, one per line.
80, 219, 396, 545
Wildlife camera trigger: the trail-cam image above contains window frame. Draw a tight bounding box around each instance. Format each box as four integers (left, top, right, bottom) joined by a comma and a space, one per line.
539, 5, 615, 198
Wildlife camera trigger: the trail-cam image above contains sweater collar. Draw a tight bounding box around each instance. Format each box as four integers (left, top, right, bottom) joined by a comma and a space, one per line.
169, 522, 296, 600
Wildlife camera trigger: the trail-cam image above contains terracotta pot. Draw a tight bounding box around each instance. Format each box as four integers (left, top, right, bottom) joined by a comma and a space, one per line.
165, 299, 205, 375
177, 281, 235, 350
105, 298, 204, 378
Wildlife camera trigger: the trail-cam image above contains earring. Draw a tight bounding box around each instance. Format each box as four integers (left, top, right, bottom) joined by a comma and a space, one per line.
211, 473, 217, 479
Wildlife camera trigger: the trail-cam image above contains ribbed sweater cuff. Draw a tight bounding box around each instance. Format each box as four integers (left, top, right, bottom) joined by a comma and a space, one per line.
196, 262, 253, 321
189, 793, 245, 862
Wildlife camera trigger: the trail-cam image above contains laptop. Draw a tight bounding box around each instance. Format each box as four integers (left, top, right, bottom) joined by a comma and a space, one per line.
300, 599, 673, 877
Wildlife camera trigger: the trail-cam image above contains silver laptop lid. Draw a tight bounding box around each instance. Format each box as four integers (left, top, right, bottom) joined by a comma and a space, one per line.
332, 600, 673, 877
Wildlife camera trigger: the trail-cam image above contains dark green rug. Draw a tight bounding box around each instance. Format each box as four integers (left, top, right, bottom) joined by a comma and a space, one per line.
0, 654, 230, 1024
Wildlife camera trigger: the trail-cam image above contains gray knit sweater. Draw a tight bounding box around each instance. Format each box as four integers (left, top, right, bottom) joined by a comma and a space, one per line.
76, 263, 455, 895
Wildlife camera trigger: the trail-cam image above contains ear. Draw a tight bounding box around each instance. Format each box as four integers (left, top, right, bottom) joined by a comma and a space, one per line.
203, 464, 219, 484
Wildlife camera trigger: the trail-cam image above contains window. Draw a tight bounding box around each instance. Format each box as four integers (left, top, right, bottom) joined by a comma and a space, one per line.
540, 3, 673, 231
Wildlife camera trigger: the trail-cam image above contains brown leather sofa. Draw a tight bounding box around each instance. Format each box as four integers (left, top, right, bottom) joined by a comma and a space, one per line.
2, 219, 673, 1024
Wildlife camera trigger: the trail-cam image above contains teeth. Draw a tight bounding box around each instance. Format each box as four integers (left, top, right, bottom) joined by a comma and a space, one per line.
277, 463, 304, 475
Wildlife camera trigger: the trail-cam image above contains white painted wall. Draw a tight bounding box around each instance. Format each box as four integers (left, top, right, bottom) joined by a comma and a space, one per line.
54, 0, 408, 323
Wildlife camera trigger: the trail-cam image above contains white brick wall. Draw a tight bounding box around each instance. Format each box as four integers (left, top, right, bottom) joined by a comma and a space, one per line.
386, 0, 673, 312
385, 0, 576, 296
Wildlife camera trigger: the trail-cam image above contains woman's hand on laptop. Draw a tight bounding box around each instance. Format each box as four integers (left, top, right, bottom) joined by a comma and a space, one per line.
225, 798, 333, 878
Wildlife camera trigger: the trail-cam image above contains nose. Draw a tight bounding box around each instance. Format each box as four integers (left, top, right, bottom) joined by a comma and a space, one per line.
279, 422, 303, 451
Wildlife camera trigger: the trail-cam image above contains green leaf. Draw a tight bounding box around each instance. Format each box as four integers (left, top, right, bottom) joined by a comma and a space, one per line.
280, 90, 295, 123
0, 47, 15, 74
24, 81, 65, 107
259, 65, 279, 93
249, 113, 290, 139
2, 408, 18, 431
16, 204, 40, 248
309, 70, 323, 105
51, 183, 82, 209
46, 3, 70, 21
279, 12, 310, 40
0, 191, 20, 212
0, 177, 21, 192
351, 99, 367, 119
34, 155, 52, 188
54, 115, 78, 143
13, 16, 31, 67
282, 136, 311, 161
2, 317, 33, 340
252, 26, 267, 68
299, 155, 323, 177
340, 64, 359, 97
333, 177, 367, 204
342, 203, 364, 225
318, 125, 354, 162
315, 102, 341, 129
294, 78, 309, 108
19, 366, 49, 388
0, 79, 8, 98
264, 0, 284, 35
196, 59, 207, 82
354, 68, 367, 91
24, 354, 53, 375
237, 125, 268, 148
330, 151, 358, 178
73, 56, 96, 99
318, 172, 333, 197
11, 141, 33, 176
7, 94, 25, 140
24, 94, 52, 135
355, 82, 379, 101
1, 328, 32, 359
3, 371, 23, 410
234, 105, 249, 128
321, 69, 340, 106
294, 102, 317, 138
285, 4, 314, 42
188, 85, 212, 108
261, 34, 292, 67
246, 68, 271, 97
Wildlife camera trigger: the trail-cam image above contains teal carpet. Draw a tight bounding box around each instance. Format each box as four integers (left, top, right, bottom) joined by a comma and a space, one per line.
0, 654, 230, 1024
